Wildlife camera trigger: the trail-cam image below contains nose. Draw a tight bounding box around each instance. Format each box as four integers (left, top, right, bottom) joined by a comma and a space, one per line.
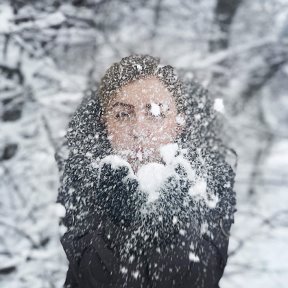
131, 127, 147, 140
130, 115, 151, 140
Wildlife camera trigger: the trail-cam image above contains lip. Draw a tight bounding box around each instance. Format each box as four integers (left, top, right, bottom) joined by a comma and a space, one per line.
136, 147, 144, 153
128, 147, 144, 161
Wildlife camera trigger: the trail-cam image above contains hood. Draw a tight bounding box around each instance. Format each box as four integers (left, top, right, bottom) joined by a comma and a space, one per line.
56, 78, 237, 244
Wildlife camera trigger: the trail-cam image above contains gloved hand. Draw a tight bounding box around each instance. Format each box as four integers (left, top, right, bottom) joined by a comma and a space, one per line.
96, 161, 147, 228
143, 163, 200, 246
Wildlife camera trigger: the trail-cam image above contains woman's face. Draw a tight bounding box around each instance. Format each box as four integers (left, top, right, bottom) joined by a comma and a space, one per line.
102, 76, 185, 173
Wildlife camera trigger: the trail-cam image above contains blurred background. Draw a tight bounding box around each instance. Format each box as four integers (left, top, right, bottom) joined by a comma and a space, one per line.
0, 0, 288, 287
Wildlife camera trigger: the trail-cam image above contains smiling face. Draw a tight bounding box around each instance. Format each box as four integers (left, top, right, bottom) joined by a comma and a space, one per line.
101, 76, 185, 173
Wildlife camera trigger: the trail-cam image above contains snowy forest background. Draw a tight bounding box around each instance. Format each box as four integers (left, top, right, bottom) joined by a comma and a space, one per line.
0, 0, 288, 287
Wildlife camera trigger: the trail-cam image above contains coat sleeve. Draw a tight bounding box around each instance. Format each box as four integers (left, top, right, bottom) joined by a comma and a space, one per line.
63, 263, 79, 288
56, 150, 117, 288
59, 216, 100, 287
59, 215, 121, 288
144, 215, 233, 288
185, 217, 234, 288
184, 157, 237, 288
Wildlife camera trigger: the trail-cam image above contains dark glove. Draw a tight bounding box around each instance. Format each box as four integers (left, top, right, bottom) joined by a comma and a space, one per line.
143, 163, 198, 246
96, 162, 147, 228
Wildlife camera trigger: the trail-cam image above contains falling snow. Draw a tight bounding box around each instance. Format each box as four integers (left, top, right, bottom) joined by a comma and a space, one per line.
54, 55, 237, 287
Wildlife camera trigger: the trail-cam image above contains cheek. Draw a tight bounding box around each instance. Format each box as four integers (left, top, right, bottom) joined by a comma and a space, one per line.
106, 122, 128, 147
149, 120, 178, 142
163, 116, 178, 131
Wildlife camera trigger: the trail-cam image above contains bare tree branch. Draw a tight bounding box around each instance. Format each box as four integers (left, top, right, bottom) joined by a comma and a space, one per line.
209, 0, 243, 52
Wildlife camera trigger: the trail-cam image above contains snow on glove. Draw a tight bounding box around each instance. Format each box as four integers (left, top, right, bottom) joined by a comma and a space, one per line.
144, 163, 200, 246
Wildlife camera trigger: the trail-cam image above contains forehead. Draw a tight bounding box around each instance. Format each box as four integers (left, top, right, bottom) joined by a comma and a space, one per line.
110, 76, 174, 107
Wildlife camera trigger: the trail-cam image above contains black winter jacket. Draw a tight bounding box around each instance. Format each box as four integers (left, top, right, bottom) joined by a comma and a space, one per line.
56, 79, 237, 288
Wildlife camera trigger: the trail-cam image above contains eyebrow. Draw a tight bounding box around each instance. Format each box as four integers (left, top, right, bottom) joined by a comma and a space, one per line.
110, 101, 168, 110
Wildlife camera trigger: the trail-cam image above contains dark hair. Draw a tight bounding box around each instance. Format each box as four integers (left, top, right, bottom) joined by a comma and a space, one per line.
66, 53, 237, 167
98, 54, 185, 117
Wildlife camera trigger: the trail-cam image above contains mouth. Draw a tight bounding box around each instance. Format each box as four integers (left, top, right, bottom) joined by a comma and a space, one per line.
130, 147, 144, 161
136, 146, 144, 154
118, 147, 155, 165
131, 146, 155, 162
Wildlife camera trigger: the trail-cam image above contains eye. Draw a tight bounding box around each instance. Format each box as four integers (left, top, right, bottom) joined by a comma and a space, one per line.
115, 111, 131, 119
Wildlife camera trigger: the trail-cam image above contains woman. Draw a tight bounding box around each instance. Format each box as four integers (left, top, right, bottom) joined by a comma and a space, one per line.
56, 54, 237, 288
